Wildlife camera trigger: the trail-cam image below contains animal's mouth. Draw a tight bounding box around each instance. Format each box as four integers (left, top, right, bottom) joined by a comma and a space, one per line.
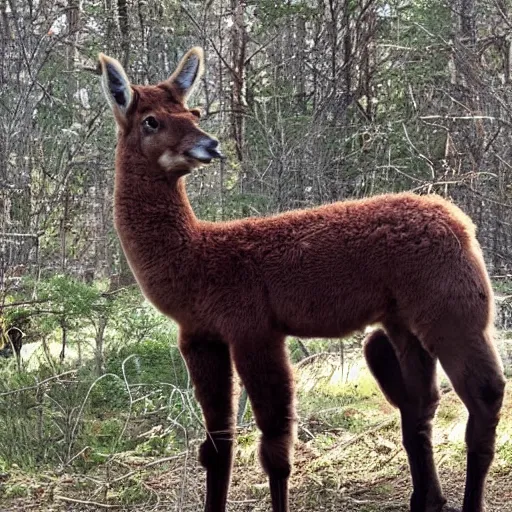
185, 148, 224, 164
206, 147, 224, 160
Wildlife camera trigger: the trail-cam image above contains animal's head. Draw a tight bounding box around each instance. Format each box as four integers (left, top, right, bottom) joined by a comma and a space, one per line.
99, 47, 222, 176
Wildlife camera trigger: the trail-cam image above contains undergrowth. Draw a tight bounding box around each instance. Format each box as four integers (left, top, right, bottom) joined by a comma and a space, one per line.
0, 276, 511, 508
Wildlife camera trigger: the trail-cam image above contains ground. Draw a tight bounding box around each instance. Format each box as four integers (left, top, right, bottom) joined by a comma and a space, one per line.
1, 365, 511, 511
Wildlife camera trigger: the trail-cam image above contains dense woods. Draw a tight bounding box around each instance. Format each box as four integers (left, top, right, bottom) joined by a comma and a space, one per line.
0, 2, 512, 510
1, 0, 511, 286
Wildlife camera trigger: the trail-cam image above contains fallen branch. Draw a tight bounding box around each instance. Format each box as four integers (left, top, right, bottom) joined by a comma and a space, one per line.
344, 496, 406, 509
1, 298, 51, 308
295, 338, 310, 357
328, 417, 397, 452
0, 370, 78, 397
110, 452, 187, 484
55, 495, 121, 508
296, 352, 331, 368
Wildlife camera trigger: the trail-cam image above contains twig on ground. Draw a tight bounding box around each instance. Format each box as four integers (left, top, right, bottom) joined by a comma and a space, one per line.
370, 448, 402, 471
328, 417, 397, 452
299, 424, 316, 440
55, 495, 121, 508
110, 453, 187, 484
344, 496, 406, 509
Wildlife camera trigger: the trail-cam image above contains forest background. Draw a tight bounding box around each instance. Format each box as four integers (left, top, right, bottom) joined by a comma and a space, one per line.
1, 1, 512, 510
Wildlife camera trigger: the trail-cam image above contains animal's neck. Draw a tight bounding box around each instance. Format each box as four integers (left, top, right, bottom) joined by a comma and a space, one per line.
113, 160, 198, 268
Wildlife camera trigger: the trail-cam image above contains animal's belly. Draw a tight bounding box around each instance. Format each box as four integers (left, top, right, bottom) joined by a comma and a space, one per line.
271, 286, 385, 339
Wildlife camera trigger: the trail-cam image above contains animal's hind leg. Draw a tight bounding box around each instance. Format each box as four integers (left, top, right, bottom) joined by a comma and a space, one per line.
364, 327, 446, 512
179, 333, 236, 512
232, 336, 295, 512
433, 330, 505, 512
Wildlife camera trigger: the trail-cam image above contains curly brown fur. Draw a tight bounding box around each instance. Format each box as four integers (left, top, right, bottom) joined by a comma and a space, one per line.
100, 47, 505, 512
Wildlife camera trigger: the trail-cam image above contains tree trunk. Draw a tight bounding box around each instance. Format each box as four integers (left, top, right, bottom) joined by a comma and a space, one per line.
460, 0, 476, 44
59, 318, 67, 362
117, 0, 129, 66
230, 0, 247, 177
95, 315, 108, 375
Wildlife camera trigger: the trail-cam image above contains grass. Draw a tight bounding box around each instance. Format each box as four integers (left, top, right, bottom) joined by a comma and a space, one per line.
2, 276, 510, 509
1, 353, 511, 511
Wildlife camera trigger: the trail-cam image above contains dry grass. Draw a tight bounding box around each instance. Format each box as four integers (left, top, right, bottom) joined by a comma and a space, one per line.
1, 369, 511, 512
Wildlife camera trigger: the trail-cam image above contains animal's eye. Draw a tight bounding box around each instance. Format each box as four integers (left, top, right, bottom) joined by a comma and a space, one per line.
142, 116, 159, 132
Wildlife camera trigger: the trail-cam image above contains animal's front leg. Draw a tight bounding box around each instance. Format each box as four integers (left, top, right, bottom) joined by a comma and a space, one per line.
179, 333, 236, 512
232, 335, 296, 512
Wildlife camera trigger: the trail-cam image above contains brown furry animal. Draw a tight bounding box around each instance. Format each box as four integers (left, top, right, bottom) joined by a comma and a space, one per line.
99, 47, 505, 512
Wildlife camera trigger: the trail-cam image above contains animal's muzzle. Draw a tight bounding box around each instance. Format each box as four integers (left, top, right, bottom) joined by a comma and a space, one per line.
185, 137, 224, 163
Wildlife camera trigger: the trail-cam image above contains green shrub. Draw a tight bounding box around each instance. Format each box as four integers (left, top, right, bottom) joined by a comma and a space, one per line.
105, 337, 188, 388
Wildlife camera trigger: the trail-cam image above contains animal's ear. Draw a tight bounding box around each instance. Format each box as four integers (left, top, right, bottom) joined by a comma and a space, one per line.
168, 47, 204, 103
98, 53, 133, 123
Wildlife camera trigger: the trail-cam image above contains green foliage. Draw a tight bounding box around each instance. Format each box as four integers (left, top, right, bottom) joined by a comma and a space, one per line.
496, 440, 512, 467
34, 275, 107, 332
108, 289, 173, 347
83, 417, 127, 455
0, 282, 200, 472
37, 275, 104, 314
297, 370, 381, 434
436, 401, 463, 425
106, 338, 185, 386
2, 275, 109, 362
88, 374, 129, 412
2, 484, 30, 499
0, 341, 193, 471
493, 279, 512, 296
117, 480, 153, 505
0, 274, 199, 470
0, 361, 89, 469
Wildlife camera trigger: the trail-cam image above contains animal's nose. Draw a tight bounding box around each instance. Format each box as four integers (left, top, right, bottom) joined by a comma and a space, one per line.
184, 136, 224, 163
206, 138, 223, 159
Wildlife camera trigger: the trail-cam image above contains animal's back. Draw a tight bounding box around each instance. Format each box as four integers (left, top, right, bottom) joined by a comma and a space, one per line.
202, 192, 492, 341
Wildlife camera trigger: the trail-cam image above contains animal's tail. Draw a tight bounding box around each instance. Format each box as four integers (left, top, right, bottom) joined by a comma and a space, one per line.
363, 329, 406, 408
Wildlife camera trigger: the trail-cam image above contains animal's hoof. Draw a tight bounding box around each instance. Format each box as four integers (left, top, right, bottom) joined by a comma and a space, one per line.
426, 502, 459, 512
